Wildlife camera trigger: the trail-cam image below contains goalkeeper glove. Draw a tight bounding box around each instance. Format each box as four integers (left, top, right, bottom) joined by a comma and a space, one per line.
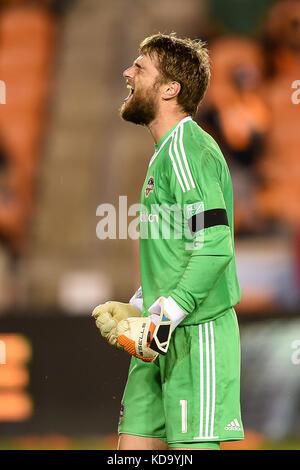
92, 301, 141, 349
93, 296, 187, 363
116, 299, 172, 362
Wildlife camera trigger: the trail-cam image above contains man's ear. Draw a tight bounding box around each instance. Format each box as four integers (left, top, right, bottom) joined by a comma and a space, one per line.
161, 81, 181, 100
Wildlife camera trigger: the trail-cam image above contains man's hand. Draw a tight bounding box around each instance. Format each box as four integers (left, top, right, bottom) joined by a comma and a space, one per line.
92, 301, 141, 349
116, 300, 172, 362
92, 299, 173, 362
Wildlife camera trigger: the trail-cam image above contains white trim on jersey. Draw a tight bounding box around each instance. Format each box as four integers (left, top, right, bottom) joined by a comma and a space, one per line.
168, 134, 186, 193
148, 115, 192, 167
167, 121, 196, 193
194, 322, 219, 440
173, 128, 191, 191
178, 123, 196, 189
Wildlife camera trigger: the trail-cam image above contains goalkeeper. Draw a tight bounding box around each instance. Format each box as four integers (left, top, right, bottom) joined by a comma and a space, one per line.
92, 33, 244, 450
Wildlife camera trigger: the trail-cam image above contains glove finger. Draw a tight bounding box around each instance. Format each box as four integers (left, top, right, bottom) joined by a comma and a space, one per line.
95, 312, 117, 338
115, 319, 129, 336
107, 330, 124, 350
95, 311, 112, 327
92, 304, 105, 319
92, 302, 114, 319
98, 318, 117, 337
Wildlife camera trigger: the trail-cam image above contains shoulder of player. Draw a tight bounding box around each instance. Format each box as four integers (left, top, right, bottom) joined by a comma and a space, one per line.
165, 120, 224, 175
182, 121, 222, 158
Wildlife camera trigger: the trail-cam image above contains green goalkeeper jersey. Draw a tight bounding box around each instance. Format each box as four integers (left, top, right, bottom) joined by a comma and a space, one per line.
139, 116, 241, 325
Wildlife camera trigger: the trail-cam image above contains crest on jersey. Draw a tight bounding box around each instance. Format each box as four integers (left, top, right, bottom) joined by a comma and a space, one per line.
145, 176, 154, 198
119, 403, 125, 424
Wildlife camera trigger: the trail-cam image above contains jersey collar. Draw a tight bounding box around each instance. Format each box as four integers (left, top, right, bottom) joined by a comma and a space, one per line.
149, 116, 192, 167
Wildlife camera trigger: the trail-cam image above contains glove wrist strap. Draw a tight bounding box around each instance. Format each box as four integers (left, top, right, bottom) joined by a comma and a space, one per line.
149, 311, 172, 355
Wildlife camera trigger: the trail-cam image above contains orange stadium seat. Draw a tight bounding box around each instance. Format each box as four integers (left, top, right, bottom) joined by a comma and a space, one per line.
199, 37, 270, 235
256, 74, 300, 226
0, 5, 56, 254
0, 5, 55, 43
255, 0, 300, 228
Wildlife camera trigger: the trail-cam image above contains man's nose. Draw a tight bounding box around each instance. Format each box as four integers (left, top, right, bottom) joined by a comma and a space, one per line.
123, 66, 134, 79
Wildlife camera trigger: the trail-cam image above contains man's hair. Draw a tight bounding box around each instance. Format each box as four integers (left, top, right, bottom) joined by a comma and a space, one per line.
139, 33, 210, 116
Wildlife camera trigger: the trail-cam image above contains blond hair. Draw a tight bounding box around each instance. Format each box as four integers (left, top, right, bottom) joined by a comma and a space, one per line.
139, 33, 210, 116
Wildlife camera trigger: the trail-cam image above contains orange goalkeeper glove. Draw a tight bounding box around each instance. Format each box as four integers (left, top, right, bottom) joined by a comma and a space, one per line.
92, 296, 185, 362
115, 300, 172, 362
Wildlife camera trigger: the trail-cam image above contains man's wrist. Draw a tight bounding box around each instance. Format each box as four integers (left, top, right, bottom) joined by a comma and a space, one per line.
149, 296, 188, 330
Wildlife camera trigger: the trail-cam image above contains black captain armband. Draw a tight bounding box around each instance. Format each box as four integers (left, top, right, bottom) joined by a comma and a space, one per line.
187, 208, 229, 236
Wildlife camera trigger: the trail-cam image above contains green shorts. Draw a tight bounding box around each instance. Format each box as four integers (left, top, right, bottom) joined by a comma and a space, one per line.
118, 307, 244, 448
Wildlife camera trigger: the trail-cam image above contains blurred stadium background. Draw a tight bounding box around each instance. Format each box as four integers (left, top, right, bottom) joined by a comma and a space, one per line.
0, 0, 299, 450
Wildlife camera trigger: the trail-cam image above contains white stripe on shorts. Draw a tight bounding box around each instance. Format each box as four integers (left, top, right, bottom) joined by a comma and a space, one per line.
194, 321, 219, 440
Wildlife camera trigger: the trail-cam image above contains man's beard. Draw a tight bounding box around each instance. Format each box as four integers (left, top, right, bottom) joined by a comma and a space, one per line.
120, 86, 158, 126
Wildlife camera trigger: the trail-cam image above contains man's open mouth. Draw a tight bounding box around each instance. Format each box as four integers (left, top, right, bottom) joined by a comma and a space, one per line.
124, 84, 134, 102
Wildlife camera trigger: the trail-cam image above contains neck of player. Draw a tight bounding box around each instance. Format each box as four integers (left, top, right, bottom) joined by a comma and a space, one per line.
147, 109, 189, 144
